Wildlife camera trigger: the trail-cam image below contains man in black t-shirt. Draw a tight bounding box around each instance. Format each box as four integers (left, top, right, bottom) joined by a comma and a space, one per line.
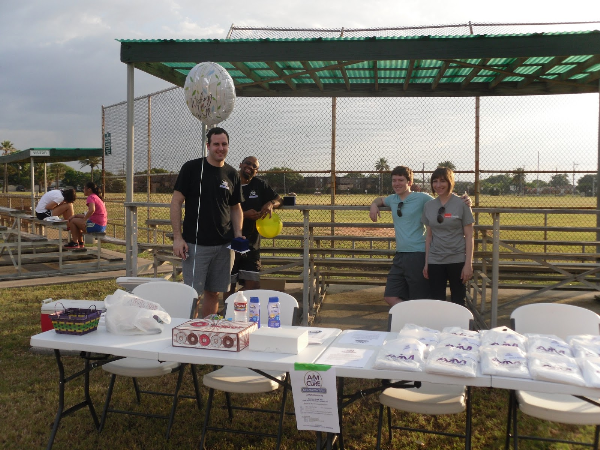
170, 127, 244, 318
225, 156, 281, 299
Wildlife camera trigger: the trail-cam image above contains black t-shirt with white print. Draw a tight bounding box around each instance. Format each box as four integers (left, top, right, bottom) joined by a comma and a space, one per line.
241, 177, 278, 249
173, 158, 243, 246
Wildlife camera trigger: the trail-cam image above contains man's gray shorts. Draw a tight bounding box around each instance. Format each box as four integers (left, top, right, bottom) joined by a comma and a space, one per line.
384, 252, 431, 300
182, 243, 233, 294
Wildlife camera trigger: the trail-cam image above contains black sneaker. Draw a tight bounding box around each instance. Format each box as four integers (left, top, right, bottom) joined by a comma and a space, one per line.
78, 242, 85, 248
64, 241, 80, 249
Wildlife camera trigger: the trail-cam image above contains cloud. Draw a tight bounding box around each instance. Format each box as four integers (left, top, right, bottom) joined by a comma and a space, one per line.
1, 0, 598, 156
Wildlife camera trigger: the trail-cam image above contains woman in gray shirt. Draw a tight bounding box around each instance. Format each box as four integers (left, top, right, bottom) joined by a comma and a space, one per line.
421, 167, 474, 306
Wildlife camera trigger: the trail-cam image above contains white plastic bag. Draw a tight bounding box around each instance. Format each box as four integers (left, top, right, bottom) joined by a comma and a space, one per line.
480, 347, 531, 379
567, 335, 600, 359
424, 347, 478, 377
373, 338, 427, 372
398, 323, 440, 346
578, 357, 600, 388
441, 327, 480, 341
525, 334, 572, 358
480, 327, 527, 352
104, 289, 171, 335
437, 336, 481, 358
528, 354, 585, 386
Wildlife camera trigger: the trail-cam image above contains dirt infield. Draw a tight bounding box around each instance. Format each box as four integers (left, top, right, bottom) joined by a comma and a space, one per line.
310, 283, 600, 331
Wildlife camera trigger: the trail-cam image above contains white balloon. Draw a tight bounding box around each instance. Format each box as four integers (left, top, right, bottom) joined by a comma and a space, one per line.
184, 62, 236, 125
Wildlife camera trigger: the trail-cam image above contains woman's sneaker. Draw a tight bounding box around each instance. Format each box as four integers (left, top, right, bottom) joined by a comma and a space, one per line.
64, 241, 80, 249
78, 241, 85, 248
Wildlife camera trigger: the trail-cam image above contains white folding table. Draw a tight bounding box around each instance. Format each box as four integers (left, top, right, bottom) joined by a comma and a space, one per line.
30, 321, 341, 450
315, 330, 491, 450
30, 318, 189, 450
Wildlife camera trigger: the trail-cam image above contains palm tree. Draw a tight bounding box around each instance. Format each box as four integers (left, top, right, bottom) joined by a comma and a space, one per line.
79, 157, 102, 182
375, 158, 390, 195
1, 141, 16, 156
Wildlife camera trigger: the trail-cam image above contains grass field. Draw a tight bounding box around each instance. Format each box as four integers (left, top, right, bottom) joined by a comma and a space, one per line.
3, 191, 598, 249
1, 280, 598, 449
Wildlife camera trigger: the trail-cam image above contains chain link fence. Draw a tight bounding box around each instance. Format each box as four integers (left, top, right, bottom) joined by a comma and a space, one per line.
102, 22, 600, 242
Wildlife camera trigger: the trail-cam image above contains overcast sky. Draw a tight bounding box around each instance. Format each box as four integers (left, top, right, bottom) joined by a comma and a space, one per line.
1, 0, 599, 153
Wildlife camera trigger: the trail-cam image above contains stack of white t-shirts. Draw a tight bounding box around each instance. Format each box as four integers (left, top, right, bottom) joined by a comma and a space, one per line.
526, 333, 585, 386
567, 334, 600, 358
424, 327, 479, 377
480, 327, 527, 352
442, 327, 480, 340
397, 323, 440, 346
567, 334, 600, 387
373, 338, 428, 371
479, 327, 530, 378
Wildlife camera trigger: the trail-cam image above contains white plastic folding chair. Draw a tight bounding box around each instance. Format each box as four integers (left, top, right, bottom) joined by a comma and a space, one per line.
200, 289, 299, 450
506, 303, 600, 449
376, 300, 474, 450
99, 281, 202, 439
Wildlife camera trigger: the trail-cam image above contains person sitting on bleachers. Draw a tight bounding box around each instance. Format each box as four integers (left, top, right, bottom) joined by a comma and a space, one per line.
35, 187, 76, 222
65, 182, 107, 249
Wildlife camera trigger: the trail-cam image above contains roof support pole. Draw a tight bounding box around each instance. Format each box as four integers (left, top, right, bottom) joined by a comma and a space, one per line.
597, 79, 600, 254
147, 96, 152, 225
330, 97, 336, 242
126, 63, 137, 275
30, 156, 35, 212
474, 96, 480, 217
101, 106, 106, 200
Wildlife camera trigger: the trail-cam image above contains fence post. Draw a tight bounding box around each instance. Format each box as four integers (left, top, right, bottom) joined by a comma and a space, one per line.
491, 211, 500, 328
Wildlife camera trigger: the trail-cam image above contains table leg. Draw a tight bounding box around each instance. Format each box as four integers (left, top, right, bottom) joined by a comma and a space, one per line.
337, 377, 345, 450
45, 350, 119, 450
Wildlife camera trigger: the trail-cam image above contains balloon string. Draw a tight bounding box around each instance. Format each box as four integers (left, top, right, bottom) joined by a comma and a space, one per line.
191, 157, 204, 291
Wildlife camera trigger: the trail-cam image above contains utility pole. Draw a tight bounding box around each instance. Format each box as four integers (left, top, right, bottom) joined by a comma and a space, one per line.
573, 162, 579, 195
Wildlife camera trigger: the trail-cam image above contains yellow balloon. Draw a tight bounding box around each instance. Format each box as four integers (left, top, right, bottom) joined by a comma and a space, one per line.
256, 213, 283, 239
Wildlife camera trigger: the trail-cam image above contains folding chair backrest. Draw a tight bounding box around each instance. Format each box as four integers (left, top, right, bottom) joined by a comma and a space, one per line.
225, 289, 298, 326
388, 300, 473, 332
510, 303, 600, 339
132, 281, 198, 319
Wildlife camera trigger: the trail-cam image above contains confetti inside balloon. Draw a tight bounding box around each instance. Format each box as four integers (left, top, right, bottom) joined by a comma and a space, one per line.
184, 62, 236, 125
256, 213, 283, 239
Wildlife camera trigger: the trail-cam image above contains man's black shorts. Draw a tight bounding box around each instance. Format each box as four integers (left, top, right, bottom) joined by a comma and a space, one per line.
231, 248, 261, 283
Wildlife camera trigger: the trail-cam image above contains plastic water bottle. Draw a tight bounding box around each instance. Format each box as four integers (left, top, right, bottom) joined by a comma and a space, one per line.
268, 297, 281, 328
248, 296, 260, 328
232, 291, 248, 322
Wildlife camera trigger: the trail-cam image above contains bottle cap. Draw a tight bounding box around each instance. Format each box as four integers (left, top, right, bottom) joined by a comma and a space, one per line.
250, 297, 259, 303
268, 297, 279, 302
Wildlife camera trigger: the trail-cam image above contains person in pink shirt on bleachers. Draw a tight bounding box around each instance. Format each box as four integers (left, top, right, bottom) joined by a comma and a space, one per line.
65, 182, 107, 249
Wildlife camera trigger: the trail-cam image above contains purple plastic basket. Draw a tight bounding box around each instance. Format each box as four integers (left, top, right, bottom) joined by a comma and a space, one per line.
49, 306, 101, 335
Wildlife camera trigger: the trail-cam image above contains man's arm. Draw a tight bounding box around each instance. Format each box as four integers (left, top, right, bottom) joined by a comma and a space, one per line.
259, 195, 283, 219
461, 223, 474, 282
423, 226, 432, 279
230, 203, 244, 239
170, 190, 188, 260
369, 197, 386, 222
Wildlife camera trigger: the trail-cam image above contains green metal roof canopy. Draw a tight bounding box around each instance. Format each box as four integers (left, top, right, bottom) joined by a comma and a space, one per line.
0, 148, 103, 164
119, 31, 600, 97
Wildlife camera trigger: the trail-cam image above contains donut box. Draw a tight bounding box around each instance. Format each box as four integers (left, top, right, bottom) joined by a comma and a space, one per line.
172, 319, 257, 352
